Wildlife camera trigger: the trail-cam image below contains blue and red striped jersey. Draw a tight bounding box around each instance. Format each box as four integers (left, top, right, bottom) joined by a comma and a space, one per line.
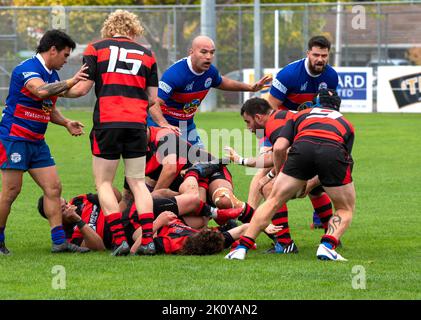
158, 57, 222, 124
269, 58, 338, 111
0, 54, 59, 142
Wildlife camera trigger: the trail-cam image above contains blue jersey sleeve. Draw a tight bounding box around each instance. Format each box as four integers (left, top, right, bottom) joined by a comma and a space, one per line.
269, 68, 292, 102
18, 62, 43, 86
210, 65, 222, 88
158, 67, 180, 101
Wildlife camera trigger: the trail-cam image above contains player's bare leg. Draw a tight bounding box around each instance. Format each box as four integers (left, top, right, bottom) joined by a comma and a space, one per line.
225, 173, 305, 260
247, 168, 269, 209
30, 167, 63, 228
0, 170, 23, 255
30, 166, 89, 253
93, 156, 129, 256
316, 183, 355, 261
124, 156, 156, 255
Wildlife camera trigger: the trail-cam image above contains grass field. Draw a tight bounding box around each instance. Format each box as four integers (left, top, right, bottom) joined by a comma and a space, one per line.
0, 111, 420, 300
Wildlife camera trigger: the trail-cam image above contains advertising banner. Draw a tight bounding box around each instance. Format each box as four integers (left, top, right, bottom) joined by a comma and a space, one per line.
377, 66, 421, 112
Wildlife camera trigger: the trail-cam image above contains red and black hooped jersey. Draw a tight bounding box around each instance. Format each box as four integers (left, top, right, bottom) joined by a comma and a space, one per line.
264, 110, 296, 145
155, 218, 200, 254
284, 107, 355, 153
83, 37, 158, 129
65, 193, 112, 249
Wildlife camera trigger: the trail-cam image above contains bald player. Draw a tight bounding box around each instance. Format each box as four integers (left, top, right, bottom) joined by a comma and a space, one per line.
148, 35, 272, 148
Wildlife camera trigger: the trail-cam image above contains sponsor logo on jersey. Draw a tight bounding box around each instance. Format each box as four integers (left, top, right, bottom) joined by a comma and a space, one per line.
183, 99, 201, 114
272, 78, 287, 94
42, 99, 53, 115
159, 81, 173, 94
318, 82, 328, 90
204, 77, 213, 88
22, 72, 40, 79
300, 81, 308, 91
184, 81, 194, 91
10, 152, 22, 163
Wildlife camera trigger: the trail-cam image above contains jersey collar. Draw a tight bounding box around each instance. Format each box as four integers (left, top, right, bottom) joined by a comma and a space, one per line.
35, 53, 53, 75
304, 57, 322, 78
187, 56, 205, 76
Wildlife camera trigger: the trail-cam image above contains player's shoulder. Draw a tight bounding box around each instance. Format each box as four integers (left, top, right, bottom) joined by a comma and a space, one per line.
276, 58, 304, 79
13, 56, 43, 78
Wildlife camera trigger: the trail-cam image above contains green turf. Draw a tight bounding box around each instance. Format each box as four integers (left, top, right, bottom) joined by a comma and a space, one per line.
0, 111, 420, 300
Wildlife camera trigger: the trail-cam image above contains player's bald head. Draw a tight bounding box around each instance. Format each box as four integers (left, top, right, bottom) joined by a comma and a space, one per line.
191, 35, 215, 50
189, 35, 216, 73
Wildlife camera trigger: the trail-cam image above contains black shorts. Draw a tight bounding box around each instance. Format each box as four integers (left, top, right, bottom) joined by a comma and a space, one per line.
282, 138, 354, 187
153, 197, 179, 218
90, 127, 147, 160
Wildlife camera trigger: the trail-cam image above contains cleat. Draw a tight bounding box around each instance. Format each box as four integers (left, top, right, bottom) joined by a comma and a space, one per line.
225, 245, 247, 260
214, 207, 243, 226
265, 241, 299, 254
311, 211, 324, 229
187, 160, 224, 178
52, 242, 90, 253
134, 241, 156, 256
0, 242, 10, 256
316, 244, 347, 261
111, 241, 130, 256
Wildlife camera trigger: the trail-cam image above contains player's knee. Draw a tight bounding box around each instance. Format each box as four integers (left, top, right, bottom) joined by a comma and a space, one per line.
1, 184, 22, 204
44, 180, 62, 198
215, 197, 232, 209
212, 187, 235, 209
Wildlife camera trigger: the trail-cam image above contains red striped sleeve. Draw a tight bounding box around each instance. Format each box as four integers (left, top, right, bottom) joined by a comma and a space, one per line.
83, 43, 98, 57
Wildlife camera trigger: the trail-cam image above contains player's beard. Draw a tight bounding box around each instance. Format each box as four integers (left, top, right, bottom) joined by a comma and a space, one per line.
308, 61, 326, 75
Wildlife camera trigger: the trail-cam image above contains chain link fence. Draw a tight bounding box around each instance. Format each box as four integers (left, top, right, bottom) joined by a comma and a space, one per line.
1, 1, 421, 109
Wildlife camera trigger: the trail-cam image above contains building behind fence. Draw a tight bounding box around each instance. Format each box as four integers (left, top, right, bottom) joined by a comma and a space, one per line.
1, 1, 420, 110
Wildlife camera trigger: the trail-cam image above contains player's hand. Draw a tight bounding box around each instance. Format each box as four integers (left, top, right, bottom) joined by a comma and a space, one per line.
224, 146, 241, 164
264, 224, 283, 235
62, 204, 80, 222
70, 64, 89, 85
250, 75, 273, 92
66, 120, 85, 136
161, 123, 181, 134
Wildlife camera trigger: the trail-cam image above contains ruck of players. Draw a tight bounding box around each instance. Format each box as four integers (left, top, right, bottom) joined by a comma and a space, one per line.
0, 10, 355, 262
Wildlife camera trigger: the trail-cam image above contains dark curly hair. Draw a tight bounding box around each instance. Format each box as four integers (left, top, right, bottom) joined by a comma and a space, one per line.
179, 229, 225, 255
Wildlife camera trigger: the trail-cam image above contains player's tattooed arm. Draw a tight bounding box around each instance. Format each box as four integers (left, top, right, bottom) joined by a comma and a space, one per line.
37, 80, 72, 97
25, 64, 89, 99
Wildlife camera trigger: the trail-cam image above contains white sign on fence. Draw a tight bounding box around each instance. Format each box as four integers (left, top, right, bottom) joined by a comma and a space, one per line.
377, 66, 421, 112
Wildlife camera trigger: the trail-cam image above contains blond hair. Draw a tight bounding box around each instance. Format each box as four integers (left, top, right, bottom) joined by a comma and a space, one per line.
101, 10, 144, 39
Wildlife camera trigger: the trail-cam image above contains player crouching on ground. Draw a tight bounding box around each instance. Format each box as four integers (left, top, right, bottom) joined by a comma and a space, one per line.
226, 89, 355, 261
